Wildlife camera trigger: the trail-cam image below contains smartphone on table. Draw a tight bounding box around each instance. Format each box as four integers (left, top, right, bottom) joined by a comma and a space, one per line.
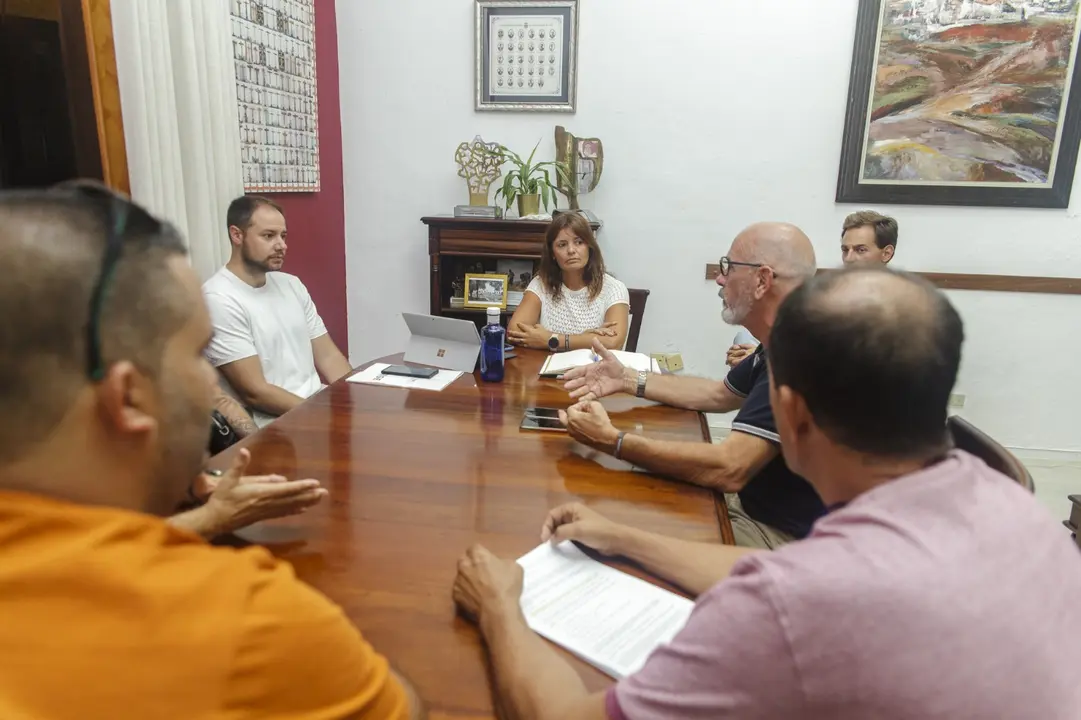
381, 365, 438, 379
520, 407, 567, 432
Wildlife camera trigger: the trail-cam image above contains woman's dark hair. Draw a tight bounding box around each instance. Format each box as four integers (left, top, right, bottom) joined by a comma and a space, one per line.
539, 212, 606, 302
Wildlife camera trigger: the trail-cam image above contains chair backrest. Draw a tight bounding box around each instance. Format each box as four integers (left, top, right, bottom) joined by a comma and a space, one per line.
947, 416, 1034, 492
625, 288, 650, 353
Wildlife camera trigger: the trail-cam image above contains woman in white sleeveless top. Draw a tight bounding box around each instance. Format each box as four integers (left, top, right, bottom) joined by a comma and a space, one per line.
507, 212, 629, 352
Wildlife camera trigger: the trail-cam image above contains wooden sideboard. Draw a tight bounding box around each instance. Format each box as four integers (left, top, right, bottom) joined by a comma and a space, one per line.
421, 215, 601, 325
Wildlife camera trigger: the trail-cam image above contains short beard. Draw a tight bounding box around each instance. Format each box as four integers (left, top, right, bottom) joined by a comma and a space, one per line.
150, 381, 214, 516
721, 286, 752, 326
241, 244, 278, 274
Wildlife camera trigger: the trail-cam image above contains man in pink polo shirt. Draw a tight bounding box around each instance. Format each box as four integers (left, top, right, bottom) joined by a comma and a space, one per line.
452, 268, 1081, 719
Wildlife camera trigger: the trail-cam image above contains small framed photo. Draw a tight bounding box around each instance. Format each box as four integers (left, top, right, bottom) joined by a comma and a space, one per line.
475, 0, 578, 112
464, 273, 509, 309
496, 258, 535, 291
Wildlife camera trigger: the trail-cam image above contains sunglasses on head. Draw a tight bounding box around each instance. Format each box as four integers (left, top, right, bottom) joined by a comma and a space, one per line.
60, 182, 164, 381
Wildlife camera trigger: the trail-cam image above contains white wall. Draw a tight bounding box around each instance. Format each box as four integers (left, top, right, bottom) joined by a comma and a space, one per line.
337, 0, 1081, 452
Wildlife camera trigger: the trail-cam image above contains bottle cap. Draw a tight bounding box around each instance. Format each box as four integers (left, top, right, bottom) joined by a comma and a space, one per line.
486, 307, 500, 318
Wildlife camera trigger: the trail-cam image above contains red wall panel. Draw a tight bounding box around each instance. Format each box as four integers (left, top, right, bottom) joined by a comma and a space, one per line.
273, 0, 347, 349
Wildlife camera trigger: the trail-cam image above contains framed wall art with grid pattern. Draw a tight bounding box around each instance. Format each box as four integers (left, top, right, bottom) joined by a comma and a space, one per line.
230, 0, 320, 192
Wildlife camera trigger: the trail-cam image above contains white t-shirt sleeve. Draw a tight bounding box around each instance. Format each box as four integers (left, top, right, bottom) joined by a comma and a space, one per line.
288, 277, 329, 340
524, 275, 547, 300
204, 292, 258, 367
603, 276, 630, 311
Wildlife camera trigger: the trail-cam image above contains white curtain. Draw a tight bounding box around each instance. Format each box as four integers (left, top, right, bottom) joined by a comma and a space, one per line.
111, 0, 245, 281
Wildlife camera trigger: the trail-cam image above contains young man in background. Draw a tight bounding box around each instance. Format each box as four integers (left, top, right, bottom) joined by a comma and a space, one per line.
727, 210, 899, 367
204, 196, 351, 426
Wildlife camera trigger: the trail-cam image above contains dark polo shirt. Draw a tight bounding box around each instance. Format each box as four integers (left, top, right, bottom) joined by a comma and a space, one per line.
724, 346, 825, 538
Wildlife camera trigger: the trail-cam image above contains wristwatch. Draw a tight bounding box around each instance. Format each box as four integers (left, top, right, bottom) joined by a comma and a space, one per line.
548, 333, 561, 351
635, 371, 648, 398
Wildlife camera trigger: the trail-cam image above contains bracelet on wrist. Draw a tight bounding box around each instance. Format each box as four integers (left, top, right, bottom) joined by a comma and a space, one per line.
614, 431, 627, 459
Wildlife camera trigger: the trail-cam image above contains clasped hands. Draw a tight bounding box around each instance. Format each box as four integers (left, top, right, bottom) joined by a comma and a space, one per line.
726, 343, 755, 368
506, 321, 618, 349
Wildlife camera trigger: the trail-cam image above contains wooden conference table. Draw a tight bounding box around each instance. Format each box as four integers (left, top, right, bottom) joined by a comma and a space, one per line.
215, 349, 732, 719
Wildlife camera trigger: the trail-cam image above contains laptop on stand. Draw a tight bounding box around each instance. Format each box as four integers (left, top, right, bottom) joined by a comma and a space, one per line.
402, 313, 482, 373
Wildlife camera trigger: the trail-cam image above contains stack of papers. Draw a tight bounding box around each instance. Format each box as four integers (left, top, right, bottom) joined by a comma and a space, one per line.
346, 363, 462, 392
539, 349, 661, 377
516, 541, 694, 678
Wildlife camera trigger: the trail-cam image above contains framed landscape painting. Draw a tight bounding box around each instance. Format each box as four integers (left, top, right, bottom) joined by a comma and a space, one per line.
837, 0, 1081, 208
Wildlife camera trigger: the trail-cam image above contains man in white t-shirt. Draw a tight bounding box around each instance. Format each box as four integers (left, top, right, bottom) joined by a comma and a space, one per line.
203, 196, 352, 427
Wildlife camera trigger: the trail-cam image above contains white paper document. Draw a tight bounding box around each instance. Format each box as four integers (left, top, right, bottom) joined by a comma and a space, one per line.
516, 541, 694, 679
539, 349, 661, 377
346, 363, 463, 392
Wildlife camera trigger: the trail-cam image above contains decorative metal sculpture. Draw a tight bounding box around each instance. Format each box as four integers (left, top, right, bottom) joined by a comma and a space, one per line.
554, 125, 603, 210
454, 135, 504, 206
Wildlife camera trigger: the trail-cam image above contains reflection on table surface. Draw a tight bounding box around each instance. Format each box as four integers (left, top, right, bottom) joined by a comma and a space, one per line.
212, 349, 729, 718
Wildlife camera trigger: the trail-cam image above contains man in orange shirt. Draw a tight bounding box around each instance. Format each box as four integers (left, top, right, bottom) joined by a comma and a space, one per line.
0, 184, 423, 719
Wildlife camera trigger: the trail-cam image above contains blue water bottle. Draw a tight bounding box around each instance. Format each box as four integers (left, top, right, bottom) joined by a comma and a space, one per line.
479, 307, 505, 383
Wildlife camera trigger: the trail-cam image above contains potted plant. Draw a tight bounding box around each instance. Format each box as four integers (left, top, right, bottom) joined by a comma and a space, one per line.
495, 141, 570, 217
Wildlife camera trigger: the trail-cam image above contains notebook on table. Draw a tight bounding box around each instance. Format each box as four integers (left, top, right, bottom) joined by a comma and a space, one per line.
539, 349, 661, 378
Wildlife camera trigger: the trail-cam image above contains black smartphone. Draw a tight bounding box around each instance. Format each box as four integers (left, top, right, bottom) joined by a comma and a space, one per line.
524, 407, 561, 419
381, 364, 438, 379
520, 407, 566, 432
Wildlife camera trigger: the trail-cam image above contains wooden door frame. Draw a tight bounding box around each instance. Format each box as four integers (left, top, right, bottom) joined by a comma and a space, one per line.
58, 0, 128, 193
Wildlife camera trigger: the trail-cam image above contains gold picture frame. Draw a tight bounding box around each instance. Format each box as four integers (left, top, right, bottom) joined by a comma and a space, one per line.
464, 272, 509, 310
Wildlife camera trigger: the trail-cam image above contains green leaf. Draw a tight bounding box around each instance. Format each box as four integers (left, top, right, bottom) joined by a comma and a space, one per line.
498, 169, 520, 209
534, 170, 544, 208
494, 140, 568, 210
499, 144, 524, 166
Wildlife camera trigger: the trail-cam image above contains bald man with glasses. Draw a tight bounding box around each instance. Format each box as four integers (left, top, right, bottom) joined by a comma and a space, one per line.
561, 222, 823, 548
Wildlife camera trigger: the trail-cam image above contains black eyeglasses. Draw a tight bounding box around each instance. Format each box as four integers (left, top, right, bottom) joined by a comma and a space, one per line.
79, 185, 131, 380
718, 256, 764, 277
